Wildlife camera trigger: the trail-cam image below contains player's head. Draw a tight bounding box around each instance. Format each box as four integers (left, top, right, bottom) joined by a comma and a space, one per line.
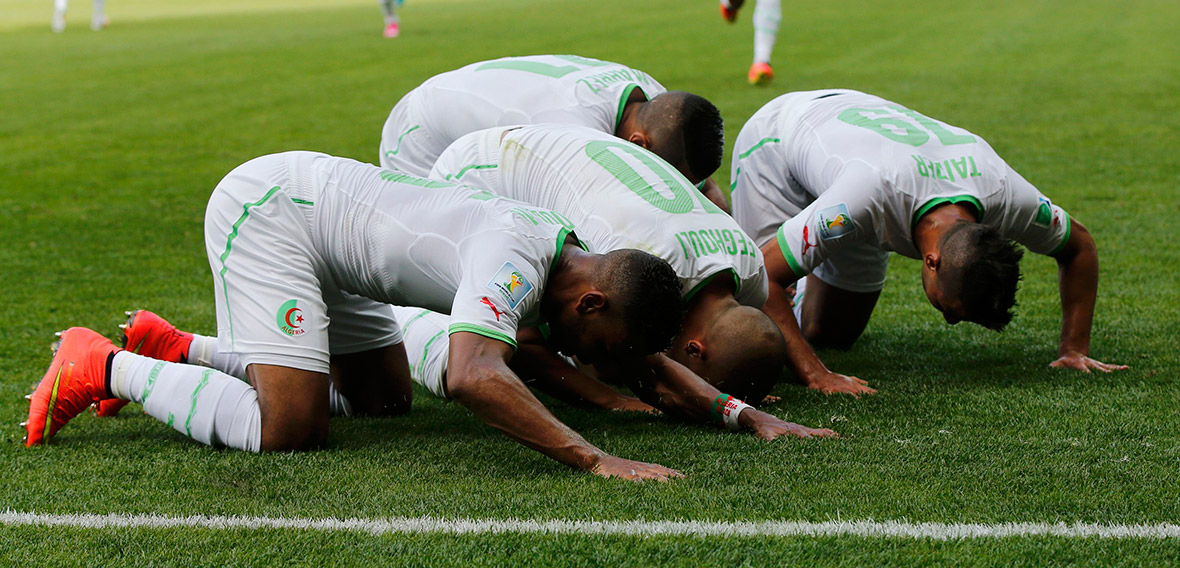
922, 221, 1024, 330
626, 91, 724, 185
669, 305, 787, 403
547, 249, 684, 365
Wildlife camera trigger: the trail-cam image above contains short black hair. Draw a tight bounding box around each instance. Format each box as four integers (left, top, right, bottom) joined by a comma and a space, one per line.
941, 223, 1024, 331
600, 249, 684, 354
678, 93, 724, 181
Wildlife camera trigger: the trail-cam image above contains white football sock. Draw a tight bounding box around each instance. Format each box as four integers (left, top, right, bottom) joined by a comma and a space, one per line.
54, 0, 68, 12
110, 351, 261, 452
752, 0, 782, 64
188, 334, 246, 379
187, 334, 351, 416
792, 276, 807, 322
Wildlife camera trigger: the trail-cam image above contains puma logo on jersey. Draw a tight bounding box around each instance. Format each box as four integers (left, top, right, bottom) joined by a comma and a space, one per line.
480, 297, 505, 321
802, 225, 818, 256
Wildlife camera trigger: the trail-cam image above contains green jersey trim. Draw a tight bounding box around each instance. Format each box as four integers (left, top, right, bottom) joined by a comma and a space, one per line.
1048, 211, 1073, 256
218, 185, 284, 348
738, 137, 781, 160
448, 323, 518, 350
775, 223, 807, 280
418, 330, 446, 380
551, 227, 583, 275
448, 163, 498, 182
400, 309, 433, 335
911, 195, 985, 229
614, 83, 642, 132
683, 269, 742, 303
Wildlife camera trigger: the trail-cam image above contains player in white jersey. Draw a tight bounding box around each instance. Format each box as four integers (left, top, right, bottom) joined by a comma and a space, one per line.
429, 124, 838, 439
378, 54, 731, 212
719, 0, 781, 85
26, 152, 690, 481
731, 89, 1128, 385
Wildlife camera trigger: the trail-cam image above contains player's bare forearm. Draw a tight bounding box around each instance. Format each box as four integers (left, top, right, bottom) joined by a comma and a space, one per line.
1050, 221, 1128, 372
763, 279, 875, 396
618, 354, 838, 439
446, 332, 606, 470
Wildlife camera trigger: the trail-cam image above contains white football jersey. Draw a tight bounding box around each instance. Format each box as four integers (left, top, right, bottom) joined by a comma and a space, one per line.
289, 151, 575, 348
731, 90, 1072, 286
430, 124, 769, 307
379, 55, 666, 176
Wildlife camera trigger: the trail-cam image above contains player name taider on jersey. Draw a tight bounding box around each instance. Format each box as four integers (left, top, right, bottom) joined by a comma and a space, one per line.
732, 89, 1072, 284
222, 151, 579, 354
429, 123, 769, 307
379, 55, 666, 176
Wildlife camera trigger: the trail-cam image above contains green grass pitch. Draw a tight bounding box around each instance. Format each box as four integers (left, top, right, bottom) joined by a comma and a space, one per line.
1, 0, 1178, 564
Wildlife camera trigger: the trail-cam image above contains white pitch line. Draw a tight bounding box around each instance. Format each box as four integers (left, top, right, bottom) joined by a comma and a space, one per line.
3, 511, 1179, 540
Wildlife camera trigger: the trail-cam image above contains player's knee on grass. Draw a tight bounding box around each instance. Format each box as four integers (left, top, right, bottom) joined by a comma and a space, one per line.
248, 364, 332, 452
798, 316, 863, 351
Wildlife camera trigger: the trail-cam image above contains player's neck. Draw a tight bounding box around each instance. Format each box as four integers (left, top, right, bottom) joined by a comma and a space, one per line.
913, 203, 978, 256
682, 278, 738, 337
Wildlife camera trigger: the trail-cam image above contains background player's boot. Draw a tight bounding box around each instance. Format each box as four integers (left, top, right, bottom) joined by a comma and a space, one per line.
720, 0, 745, 23
51, 10, 66, 32
25, 328, 121, 446
119, 309, 192, 363
748, 62, 774, 85
383, 20, 400, 38
91, 14, 109, 31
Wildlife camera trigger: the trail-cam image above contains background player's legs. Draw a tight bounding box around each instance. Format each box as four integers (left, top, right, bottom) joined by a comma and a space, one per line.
91, 0, 107, 30
379, 0, 399, 37
749, 0, 781, 84
52, 0, 68, 32
796, 275, 881, 350
330, 343, 413, 417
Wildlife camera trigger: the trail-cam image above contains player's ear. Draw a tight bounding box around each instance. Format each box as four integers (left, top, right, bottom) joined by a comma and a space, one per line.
924, 252, 940, 273
626, 131, 652, 150
575, 291, 607, 315
683, 339, 704, 359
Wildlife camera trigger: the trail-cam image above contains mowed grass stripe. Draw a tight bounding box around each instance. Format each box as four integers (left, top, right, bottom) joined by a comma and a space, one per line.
4, 511, 1180, 540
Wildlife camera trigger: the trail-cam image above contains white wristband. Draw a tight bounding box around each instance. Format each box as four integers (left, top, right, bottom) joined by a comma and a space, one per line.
721, 398, 751, 431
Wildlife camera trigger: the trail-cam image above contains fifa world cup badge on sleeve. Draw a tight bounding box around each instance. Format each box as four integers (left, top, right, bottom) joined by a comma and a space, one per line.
817, 203, 857, 240
487, 262, 534, 309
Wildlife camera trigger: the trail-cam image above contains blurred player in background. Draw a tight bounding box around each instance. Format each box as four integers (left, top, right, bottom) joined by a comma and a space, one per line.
719, 0, 780, 84
52, 0, 107, 32
379, 0, 401, 38
379, 54, 731, 212
731, 89, 1129, 379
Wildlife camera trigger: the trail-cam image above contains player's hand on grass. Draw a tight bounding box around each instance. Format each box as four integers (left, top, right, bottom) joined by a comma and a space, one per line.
743, 410, 838, 440
807, 371, 876, 397
1050, 351, 1129, 373
590, 455, 683, 482
606, 396, 659, 414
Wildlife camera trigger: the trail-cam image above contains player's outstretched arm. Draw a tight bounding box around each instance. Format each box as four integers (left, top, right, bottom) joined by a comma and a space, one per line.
760, 241, 875, 396
1049, 220, 1128, 373
512, 328, 654, 412
446, 331, 680, 481
615, 353, 837, 440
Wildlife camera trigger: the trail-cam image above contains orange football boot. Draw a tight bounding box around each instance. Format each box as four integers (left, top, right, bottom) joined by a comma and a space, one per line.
748, 62, 774, 85
25, 327, 121, 446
